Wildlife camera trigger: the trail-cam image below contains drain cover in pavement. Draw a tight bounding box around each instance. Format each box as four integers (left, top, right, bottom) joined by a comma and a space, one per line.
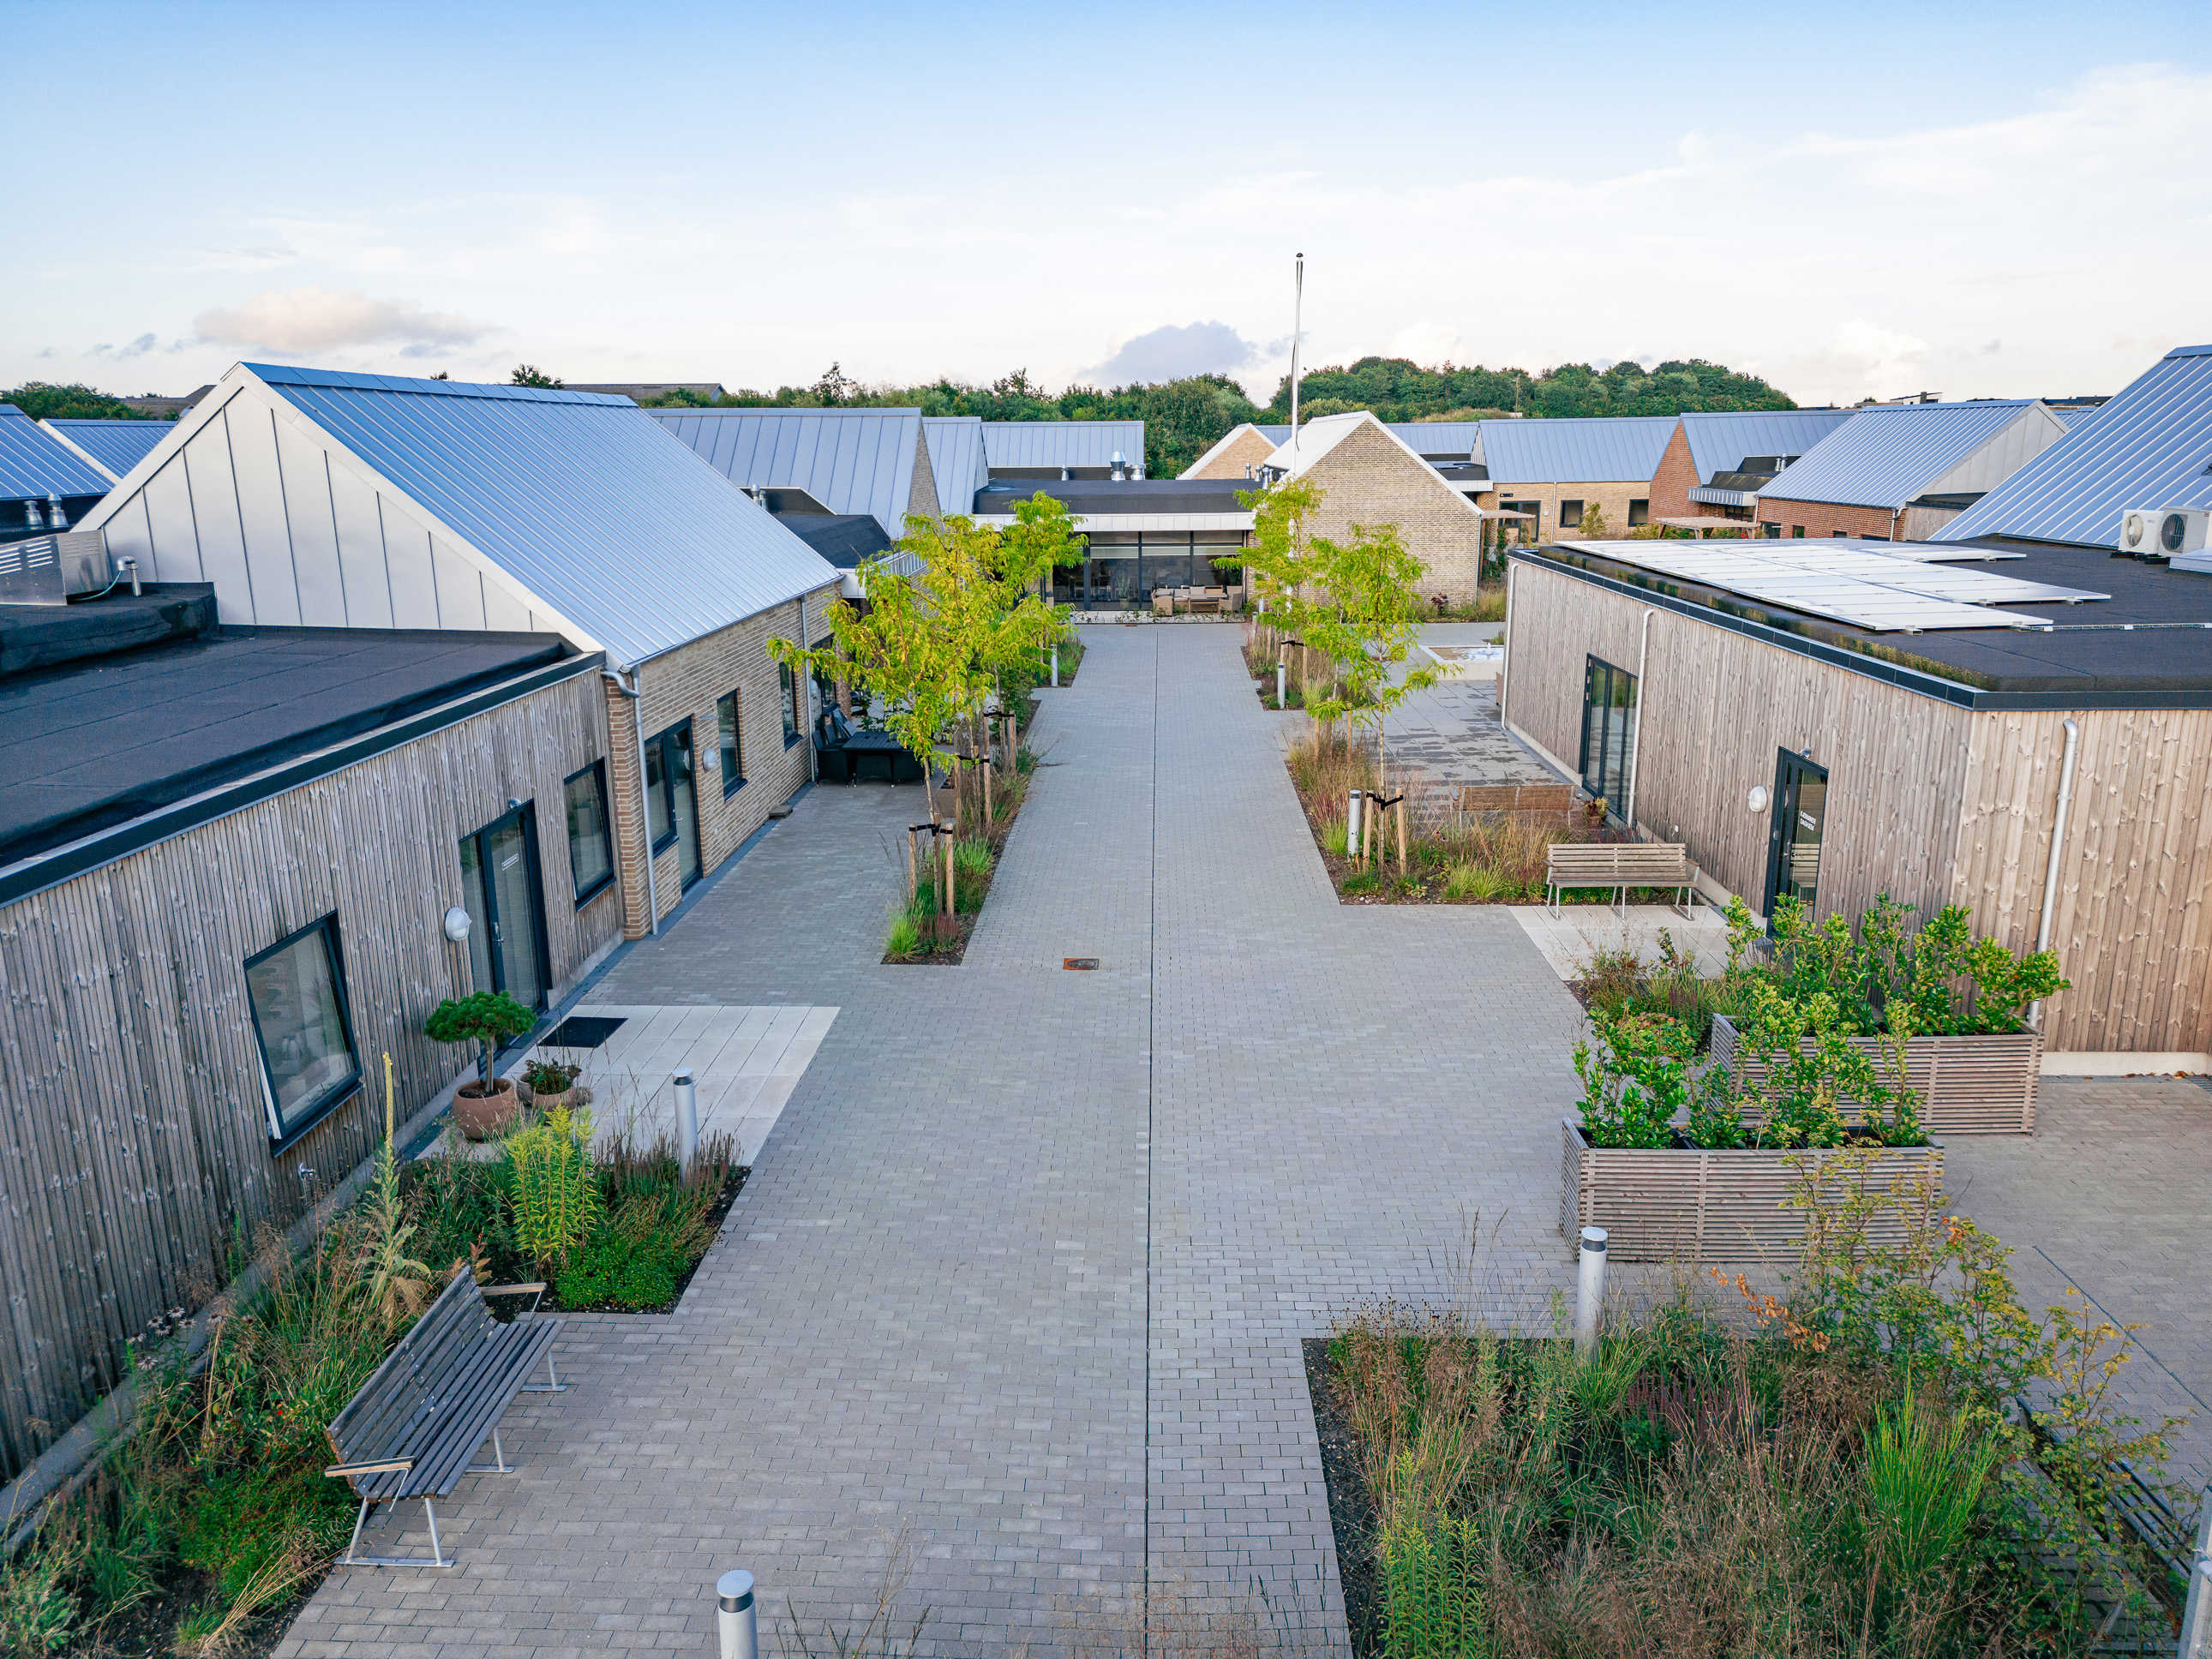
543, 1015, 626, 1050
1064, 958, 1099, 971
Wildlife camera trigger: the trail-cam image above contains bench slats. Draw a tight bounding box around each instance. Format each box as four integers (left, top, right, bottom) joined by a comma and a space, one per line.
327, 1268, 565, 1505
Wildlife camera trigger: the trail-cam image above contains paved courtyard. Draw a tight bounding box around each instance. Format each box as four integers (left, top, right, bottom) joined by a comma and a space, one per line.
278, 624, 2212, 1657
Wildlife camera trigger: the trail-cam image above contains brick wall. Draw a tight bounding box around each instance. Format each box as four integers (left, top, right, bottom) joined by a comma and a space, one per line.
1185, 427, 1280, 481
1754, 497, 1900, 540
1476, 481, 1654, 542
1307, 422, 1487, 602
603, 583, 842, 938
1647, 422, 1709, 520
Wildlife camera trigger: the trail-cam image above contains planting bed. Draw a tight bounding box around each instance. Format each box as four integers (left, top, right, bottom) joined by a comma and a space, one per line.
1712, 1012, 2041, 1135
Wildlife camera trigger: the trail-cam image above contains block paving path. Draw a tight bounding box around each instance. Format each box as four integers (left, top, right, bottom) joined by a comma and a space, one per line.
277, 624, 2209, 1656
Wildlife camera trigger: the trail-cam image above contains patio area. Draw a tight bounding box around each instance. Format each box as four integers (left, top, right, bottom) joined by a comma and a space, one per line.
275, 624, 2211, 1656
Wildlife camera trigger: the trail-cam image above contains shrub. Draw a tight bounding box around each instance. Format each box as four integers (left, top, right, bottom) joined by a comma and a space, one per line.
554, 1231, 680, 1311
423, 990, 536, 1088
1573, 1013, 1694, 1149
884, 910, 921, 958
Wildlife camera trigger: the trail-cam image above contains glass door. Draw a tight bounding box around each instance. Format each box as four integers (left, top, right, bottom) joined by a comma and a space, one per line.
1765, 752, 1830, 914
1578, 656, 1638, 818
459, 803, 549, 1009
668, 725, 701, 887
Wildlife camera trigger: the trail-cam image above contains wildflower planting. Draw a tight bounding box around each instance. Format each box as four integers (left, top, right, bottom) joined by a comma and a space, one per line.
1322, 1182, 2191, 1656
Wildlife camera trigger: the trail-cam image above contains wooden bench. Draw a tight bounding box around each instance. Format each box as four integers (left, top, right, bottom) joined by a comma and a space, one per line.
1545, 841, 1694, 919
322, 1268, 565, 1568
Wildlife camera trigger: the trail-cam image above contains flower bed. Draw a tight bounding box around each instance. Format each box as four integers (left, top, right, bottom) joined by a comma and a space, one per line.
1561, 1117, 1945, 1263
1711, 1011, 2042, 1135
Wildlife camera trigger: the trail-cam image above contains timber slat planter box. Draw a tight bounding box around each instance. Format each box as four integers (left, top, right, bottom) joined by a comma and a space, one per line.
1710, 1013, 2041, 1136
1560, 1119, 1945, 1266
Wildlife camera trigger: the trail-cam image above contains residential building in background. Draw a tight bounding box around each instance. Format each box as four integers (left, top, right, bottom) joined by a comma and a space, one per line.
1753, 399, 2067, 540
73, 363, 842, 942
0, 404, 117, 544
1646, 409, 1855, 524
37, 416, 174, 483
1934, 345, 2212, 549
1472, 414, 1679, 541
572, 381, 729, 404
651, 406, 940, 536
1259, 412, 1490, 602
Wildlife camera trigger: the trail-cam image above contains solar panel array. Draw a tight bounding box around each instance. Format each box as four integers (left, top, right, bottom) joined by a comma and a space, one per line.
1570, 541, 2109, 632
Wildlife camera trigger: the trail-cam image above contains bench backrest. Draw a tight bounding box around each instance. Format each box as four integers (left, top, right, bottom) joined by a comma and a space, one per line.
326, 1268, 498, 1464
1548, 842, 1690, 881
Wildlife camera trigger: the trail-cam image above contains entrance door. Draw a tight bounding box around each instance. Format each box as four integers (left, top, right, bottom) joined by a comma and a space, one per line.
459, 804, 549, 1009
1765, 752, 1830, 914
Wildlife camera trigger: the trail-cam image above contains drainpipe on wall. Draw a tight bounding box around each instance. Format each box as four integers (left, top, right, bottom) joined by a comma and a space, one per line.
1497, 560, 1518, 728
2030, 718, 2079, 1032
602, 668, 659, 938
1890, 503, 1907, 542
799, 592, 816, 785
1623, 608, 1656, 834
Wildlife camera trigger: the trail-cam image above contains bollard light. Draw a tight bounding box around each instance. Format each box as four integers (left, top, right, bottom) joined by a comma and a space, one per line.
1346, 789, 1363, 860
717, 1568, 758, 1659
1574, 1226, 1608, 1360
674, 1069, 698, 1177
1051, 644, 1059, 687
1275, 660, 1286, 708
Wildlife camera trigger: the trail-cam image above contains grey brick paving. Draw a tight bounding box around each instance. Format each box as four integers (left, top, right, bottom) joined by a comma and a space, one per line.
276, 624, 2209, 1657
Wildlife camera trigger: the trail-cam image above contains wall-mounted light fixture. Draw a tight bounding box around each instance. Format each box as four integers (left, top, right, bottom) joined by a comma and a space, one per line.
1747, 785, 1770, 813
443, 906, 472, 943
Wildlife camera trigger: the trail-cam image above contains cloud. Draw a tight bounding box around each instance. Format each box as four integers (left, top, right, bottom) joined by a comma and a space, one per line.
87, 333, 161, 359
194, 287, 490, 353
1082, 320, 1264, 386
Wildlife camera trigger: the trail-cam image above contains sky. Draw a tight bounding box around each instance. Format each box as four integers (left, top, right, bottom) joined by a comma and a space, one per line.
5, 1, 2209, 410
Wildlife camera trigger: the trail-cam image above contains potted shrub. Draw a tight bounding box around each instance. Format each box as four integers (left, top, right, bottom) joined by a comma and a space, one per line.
1562, 997, 1942, 1265
425, 990, 536, 1139
521, 1057, 582, 1115
1710, 895, 2065, 1135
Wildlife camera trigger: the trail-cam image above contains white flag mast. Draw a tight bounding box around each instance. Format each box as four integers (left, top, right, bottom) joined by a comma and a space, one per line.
1289, 252, 1304, 452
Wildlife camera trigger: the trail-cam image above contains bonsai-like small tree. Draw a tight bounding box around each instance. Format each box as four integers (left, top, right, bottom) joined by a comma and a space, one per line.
424, 991, 536, 1093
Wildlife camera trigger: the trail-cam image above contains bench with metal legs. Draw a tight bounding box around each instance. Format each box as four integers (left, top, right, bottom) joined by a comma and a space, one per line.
323, 1272, 566, 1569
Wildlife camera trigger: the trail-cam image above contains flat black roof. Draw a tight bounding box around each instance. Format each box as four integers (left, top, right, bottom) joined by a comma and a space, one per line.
1526, 536, 2212, 706
0, 620, 574, 876
972, 477, 1251, 516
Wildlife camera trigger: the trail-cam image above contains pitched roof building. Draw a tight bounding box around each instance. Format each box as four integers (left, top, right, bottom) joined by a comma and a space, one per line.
649, 407, 938, 540
0, 404, 116, 542
1933, 345, 2212, 549
1647, 409, 1855, 523
37, 416, 177, 484
1755, 399, 2067, 541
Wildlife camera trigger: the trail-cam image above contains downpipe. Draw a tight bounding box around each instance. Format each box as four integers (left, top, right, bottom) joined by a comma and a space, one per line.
1622, 608, 1654, 832
2030, 718, 2079, 1031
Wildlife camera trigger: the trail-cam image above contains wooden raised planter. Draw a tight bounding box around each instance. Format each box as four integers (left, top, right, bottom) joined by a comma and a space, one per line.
1710, 1013, 2041, 1136
1561, 1119, 1945, 1266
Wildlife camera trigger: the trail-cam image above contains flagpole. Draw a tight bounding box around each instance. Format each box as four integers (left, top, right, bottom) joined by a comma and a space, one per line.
1290, 252, 1304, 452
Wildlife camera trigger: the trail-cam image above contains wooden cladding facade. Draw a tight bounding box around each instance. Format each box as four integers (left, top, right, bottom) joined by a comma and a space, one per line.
1503, 557, 2212, 1056
0, 666, 618, 1481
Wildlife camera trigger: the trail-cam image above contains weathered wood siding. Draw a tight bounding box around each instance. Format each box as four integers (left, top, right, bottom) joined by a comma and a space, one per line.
0, 670, 617, 1481
1504, 559, 2212, 1056
1952, 708, 2212, 1053
1504, 560, 1974, 925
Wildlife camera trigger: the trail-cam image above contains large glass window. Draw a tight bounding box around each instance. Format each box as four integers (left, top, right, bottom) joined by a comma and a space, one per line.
244, 914, 360, 1143
716, 690, 745, 796
780, 662, 801, 747
1766, 752, 1830, 913
644, 721, 701, 886
563, 762, 613, 904
1579, 655, 1638, 818
1560, 499, 1586, 532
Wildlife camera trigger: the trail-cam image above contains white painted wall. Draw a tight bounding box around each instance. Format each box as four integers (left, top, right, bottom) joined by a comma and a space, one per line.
1924, 402, 2069, 499
82, 374, 572, 640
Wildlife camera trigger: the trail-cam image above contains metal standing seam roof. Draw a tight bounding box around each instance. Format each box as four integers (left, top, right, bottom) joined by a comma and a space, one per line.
38, 417, 176, 482
1383, 422, 1481, 458
1473, 416, 1680, 484
649, 408, 922, 538
243, 365, 841, 670
1759, 401, 2041, 511
1933, 347, 2212, 548
1677, 409, 1855, 483
921, 416, 987, 514
0, 405, 117, 499
980, 421, 1147, 470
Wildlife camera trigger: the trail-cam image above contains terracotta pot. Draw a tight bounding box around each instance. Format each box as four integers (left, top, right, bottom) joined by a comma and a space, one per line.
528, 1086, 575, 1117
453, 1076, 520, 1141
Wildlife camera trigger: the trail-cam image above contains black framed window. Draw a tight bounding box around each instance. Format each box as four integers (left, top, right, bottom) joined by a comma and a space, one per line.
1628, 498, 1650, 527
1578, 655, 1638, 819
1789, 524, 1806, 538
1765, 751, 1830, 915
716, 691, 746, 796
244, 913, 360, 1146
780, 661, 801, 747
563, 761, 614, 905
1560, 499, 1586, 531
644, 727, 676, 851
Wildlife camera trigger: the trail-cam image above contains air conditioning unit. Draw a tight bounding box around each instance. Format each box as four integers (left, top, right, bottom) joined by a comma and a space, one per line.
2119, 506, 2210, 564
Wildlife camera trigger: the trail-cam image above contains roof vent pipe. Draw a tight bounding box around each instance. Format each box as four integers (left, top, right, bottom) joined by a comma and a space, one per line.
21, 498, 42, 530
45, 495, 66, 532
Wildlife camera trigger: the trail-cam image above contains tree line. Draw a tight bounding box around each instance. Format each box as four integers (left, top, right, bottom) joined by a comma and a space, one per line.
1278, 355, 1799, 423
